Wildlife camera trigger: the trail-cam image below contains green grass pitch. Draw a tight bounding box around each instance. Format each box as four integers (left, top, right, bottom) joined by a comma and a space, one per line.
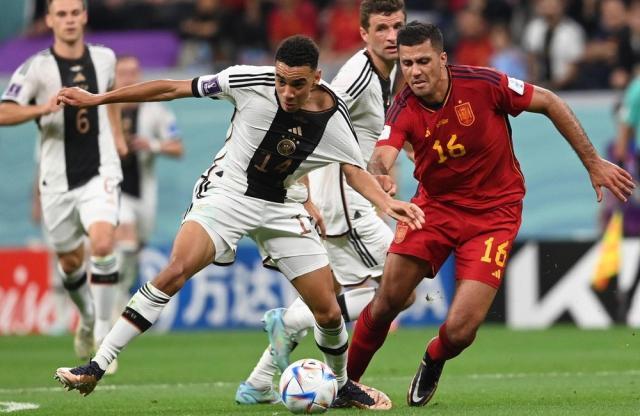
1, 325, 638, 415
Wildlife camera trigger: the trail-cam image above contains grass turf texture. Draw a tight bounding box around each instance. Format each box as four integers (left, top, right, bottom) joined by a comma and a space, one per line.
1, 325, 638, 415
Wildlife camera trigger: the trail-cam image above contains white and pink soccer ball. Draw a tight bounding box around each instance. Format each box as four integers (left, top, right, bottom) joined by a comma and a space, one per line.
279, 359, 338, 414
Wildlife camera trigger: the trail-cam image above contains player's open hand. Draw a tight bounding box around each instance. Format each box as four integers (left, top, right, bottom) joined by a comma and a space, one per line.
590, 157, 635, 202
57, 87, 100, 107
374, 175, 397, 196
384, 200, 424, 230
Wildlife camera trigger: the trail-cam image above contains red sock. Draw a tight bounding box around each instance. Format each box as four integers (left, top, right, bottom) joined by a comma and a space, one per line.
426, 323, 471, 361
347, 303, 392, 382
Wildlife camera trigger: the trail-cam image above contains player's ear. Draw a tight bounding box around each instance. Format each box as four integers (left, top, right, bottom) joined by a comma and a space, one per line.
440, 51, 448, 67
360, 26, 368, 43
45, 12, 53, 30
314, 70, 321, 85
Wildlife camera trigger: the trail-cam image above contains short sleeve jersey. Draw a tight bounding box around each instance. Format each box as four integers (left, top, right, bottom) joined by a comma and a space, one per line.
1, 45, 121, 193
191, 65, 364, 204
379, 65, 534, 210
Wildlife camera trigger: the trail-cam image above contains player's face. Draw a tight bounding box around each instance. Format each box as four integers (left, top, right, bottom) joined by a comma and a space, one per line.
46, 0, 87, 44
399, 40, 447, 100
115, 58, 141, 89
361, 11, 405, 63
274, 61, 320, 113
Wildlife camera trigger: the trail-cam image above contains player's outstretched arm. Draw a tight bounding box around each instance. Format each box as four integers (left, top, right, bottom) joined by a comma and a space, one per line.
341, 163, 424, 230
0, 95, 60, 126
368, 145, 401, 195
57, 79, 193, 108
527, 85, 635, 202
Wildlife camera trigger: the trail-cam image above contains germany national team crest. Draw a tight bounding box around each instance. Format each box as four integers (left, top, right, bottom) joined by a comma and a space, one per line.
394, 222, 410, 244
277, 138, 297, 156
454, 102, 475, 126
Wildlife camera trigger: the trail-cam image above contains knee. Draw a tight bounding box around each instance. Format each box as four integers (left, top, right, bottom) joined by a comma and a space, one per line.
370, 293, 403, 323
445, 319, 478, 348
59, 257, 83, 274
91, 237, 115, 257
403, 290, 417, 310
154, 258, 189, 294
312, 304, 342, 328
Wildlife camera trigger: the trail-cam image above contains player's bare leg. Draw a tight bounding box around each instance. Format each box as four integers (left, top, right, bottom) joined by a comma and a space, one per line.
408, 279, 497, 406
290, 264, 391, 410
348, 253, 429, 382
55, 221, 216, 396
57, 244, 95, 361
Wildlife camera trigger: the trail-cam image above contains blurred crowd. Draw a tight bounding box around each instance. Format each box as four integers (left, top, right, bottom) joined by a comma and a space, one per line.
18, 0, 640, 90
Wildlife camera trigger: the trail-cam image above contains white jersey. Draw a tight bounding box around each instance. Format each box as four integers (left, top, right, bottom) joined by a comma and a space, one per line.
191, 65, 364, 204
309, 49, 393, 235
120, 102, 179, 206
1, 44, 122, 194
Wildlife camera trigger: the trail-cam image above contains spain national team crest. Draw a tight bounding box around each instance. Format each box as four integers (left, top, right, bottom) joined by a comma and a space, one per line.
454, 102, 475, 126
394, 222, 409, 244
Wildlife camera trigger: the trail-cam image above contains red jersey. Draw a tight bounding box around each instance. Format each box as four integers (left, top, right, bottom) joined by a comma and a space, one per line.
379, 65, 534, 210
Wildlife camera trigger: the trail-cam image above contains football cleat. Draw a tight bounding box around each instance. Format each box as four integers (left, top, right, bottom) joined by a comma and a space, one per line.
73, 323, 94, 361
54, 361, 105, 396
407, 350, 445, 407
235, 382, 281, 405
262, 308, 296, 372
331, 379, 392, 410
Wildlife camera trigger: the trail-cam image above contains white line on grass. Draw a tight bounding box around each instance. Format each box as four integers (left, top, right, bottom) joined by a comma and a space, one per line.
0, 402, 40, 413
1, 369, 638, 395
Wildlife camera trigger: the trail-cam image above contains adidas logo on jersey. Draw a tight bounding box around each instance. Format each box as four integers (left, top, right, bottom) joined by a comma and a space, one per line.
73, 72, 87, 83
288, 126, 302, 136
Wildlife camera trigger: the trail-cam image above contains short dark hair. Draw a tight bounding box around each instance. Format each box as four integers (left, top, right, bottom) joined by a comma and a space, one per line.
360, 0, 405, 30
275, 36, 320, 70
397, 21, 444, 52
47, 0, 87, 11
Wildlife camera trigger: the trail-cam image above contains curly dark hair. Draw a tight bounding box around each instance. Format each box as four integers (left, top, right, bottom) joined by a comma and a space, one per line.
275, 36, 320, 70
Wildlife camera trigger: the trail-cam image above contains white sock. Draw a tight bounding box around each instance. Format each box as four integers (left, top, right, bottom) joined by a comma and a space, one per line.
114, 242, 138, 320
282, 297, 315, 333
245, 347, 279, 390
337, 287, 376, 322
314, 319, 348, 388
57, 263, 94, 328
93, 282, 170, 370
90, 254, 119, 346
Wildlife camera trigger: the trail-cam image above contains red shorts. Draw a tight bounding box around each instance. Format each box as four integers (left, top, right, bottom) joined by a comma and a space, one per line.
389, 198, 522, 289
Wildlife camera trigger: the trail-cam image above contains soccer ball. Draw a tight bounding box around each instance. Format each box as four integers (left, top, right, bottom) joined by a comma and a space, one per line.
279, 358, 338, 414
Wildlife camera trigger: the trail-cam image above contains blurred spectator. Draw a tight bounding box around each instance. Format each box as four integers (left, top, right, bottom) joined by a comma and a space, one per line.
489, 23, 527, 79
453, 7, 493, 66
522, 0, 585, 89
178, 0, 232, 70
613, 0, 640, 88
320, 0, 362, 60
267, 0, 319, 51
232, 0, 271, 64
577, 0, 628, 89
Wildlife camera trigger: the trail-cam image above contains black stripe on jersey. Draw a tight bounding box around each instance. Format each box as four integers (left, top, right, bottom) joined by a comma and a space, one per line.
53, 46, 101, 190
229, 75, 275, 84
346, 63, 372, 97
350, 69, 374, 100
229, 72, 275, 79
386, 88, 412, 124
337, 99, 359, 144
229, 81, 275, 89
245, 85, 338, 203
365, 50, 392, 113
120, 107, 141, 198
450, 74, 500, 87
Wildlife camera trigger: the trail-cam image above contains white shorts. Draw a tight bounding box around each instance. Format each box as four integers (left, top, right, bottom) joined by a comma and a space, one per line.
324, 212, 393, 286
183, 187, 328, 280
40, 175, 120, 253
118, 193, 155, 242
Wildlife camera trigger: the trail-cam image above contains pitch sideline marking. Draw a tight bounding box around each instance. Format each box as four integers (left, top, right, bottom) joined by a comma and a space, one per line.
0, 402, 40, 413
1, 369, 638, 395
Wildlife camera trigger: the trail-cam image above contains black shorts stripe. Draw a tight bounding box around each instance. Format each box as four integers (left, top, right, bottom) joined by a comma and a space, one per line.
122, 306, 152, 332
348, 231, 376, 268
62, 273, 87, 291
353, 229, 377, 266
90, 272, 118, 284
